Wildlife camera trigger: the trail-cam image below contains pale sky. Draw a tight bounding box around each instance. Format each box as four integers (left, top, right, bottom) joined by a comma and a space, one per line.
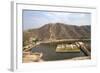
23, 10, 91, 30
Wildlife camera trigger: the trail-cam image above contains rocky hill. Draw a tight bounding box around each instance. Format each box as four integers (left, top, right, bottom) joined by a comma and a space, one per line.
23, 23, 91, 43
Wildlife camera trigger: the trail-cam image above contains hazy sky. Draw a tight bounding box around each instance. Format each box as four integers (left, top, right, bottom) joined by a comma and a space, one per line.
23, 10, 91, 30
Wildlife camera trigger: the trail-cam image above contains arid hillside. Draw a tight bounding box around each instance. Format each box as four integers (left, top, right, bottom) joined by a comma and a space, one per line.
23, 23, 91, 43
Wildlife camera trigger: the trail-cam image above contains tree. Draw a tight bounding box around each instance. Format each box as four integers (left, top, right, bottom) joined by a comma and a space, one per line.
32, 37, 39, 44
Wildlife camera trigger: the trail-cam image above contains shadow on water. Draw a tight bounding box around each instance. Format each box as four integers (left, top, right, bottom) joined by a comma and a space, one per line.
31, 43, 86, 61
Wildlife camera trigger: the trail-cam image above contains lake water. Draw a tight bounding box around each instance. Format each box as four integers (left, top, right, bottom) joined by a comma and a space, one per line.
31, 43, 86, 61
